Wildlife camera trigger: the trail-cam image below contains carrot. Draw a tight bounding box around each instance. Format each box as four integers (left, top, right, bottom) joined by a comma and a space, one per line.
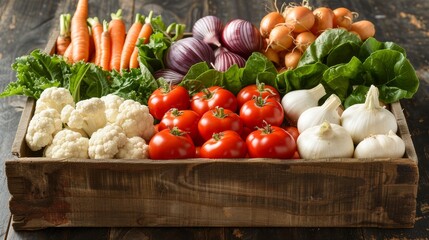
56, 14, 71, 55
63, 42, 73, 63
108, 9, 126, 71
71, 0, 90, 63
120, 14, 145, 71
129, 11, 153, 69
88, 17, 103, 65
100, 20, 112, 71
88, 26, 96, 62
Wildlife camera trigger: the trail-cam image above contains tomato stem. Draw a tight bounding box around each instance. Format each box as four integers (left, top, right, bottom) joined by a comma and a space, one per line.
202, 87, 214, 99
170, 108, 183, 117
213, 106, 228, 118
169, 126, 186, 136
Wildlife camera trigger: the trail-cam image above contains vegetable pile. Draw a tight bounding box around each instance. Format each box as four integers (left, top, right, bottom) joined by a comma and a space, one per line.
0, 0, 420, 160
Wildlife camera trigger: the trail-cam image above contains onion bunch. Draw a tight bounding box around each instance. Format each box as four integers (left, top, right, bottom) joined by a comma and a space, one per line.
192, 16, 262, 72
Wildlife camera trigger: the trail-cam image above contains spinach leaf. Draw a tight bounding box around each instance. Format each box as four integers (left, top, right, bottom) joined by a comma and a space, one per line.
359, 37, 406, 60
322, 57, 363, 102
298, 28, 362, 66
277, 62, 328, 94
362, 49, 419, 102
241, 52, 277, 87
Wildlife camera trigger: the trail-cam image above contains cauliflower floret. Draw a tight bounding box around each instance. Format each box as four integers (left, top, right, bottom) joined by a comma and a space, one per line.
115, 99, 155, 141
116, 136, 149, 159
88, 124, 127, 159
61, 98, 107, 137
25, 109, 63, 151
35, 87, 75, 114
101, 94, 125, 123
44, 129, 89, 158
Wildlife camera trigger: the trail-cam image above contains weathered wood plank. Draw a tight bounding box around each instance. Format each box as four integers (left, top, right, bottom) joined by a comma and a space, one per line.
6, 153, 418, 230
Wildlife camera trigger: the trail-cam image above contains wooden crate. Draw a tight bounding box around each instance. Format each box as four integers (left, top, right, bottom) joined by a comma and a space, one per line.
5, 35, 419, 230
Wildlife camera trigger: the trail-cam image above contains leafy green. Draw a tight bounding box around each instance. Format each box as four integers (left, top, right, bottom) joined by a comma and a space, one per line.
298, 29, 361, 66
1, 49, 159, 105
1, 49, 67, 99
361, 49, 419, 101
241, 52, 277, 88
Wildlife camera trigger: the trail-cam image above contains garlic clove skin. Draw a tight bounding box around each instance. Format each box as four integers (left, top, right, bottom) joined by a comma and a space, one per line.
341, 85, 398, 144
354, 131, 405, 158
297, 121, 354, 159
281, 83, 326, 126
297, 94, 342, 133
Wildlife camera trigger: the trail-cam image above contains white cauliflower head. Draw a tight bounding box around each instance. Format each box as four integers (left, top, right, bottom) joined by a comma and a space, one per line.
101, 94, 125, 123
61, 98, 107, 137
88, 124, 127, 159
116, 136, 149, 159
115, 100, 155, 141
25, 109, 63, 151
44, 129, 89, 158
35, 87, 75, 114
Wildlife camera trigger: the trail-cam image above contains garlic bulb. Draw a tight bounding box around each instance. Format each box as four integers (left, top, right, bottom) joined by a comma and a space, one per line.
297, 121, 354, 159
341, 85, 397, 144
281, 83, 326, 126
354, 131, 405, 158
297, 94, 342, 133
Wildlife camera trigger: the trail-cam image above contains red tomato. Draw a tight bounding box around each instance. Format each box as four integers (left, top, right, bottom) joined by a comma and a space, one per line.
198, 107, 244, 141
159, 108, 201, 142
191, 86, 238, 116
200, 130, 247, 158
148, 85, 190, 120
239, 96, 285, 129
236, 82, 281, 107
282, 126, 299, 142
149, 127, 196, 159
246, 124, 296, 159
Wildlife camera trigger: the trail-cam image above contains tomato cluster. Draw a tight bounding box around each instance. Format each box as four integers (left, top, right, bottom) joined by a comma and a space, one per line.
147, 83, 299, 160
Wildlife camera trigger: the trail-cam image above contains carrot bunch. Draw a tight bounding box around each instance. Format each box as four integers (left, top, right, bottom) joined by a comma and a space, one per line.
259, 2, 376, 71
56, 0, 154, 73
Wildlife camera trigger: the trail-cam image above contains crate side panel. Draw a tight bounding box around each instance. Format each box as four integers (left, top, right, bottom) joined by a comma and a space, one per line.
6, 158, 418, 230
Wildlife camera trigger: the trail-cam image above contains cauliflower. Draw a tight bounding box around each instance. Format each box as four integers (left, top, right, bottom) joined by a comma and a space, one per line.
35, 87, 75, 114
115, 99, 155, 141
44, 129, 89, 158
88, 124, 127, 159
101, 94, 125, 123
25, 109, 63, 151
116, 136, 149, 159
61, 98, 107, 137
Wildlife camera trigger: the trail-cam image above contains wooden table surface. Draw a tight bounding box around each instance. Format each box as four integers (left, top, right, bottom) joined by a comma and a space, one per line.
0, 0, 428, 239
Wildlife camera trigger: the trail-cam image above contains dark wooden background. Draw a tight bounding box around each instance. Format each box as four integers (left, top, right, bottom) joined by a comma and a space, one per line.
0, 0, 428, 239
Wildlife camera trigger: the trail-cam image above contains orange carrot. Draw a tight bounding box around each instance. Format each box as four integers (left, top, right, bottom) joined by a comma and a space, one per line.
119, 14, 145, 71
88, 25, 96, 62
56, 13, 71, 55
108, 9, 126, 71
63, 42, 73, 63
71, 0, 89, 62
129, 11, 153, 69
100, 20, 111, 71
88, 17, 103, 65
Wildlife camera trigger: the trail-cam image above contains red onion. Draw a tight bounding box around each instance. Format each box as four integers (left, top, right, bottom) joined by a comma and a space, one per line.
154, 69, 184, 85
165, 37, 215, 74
192, 16, 223, 47
221, 19, 263, 59
214, 47, 246, 72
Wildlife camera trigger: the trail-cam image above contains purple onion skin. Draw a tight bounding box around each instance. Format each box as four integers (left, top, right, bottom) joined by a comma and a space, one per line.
221, 19, 263, 59
192, 15, 224, 47
165, 37, 215, 75
214, 48, 246, 72
154, 69, 185, 85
